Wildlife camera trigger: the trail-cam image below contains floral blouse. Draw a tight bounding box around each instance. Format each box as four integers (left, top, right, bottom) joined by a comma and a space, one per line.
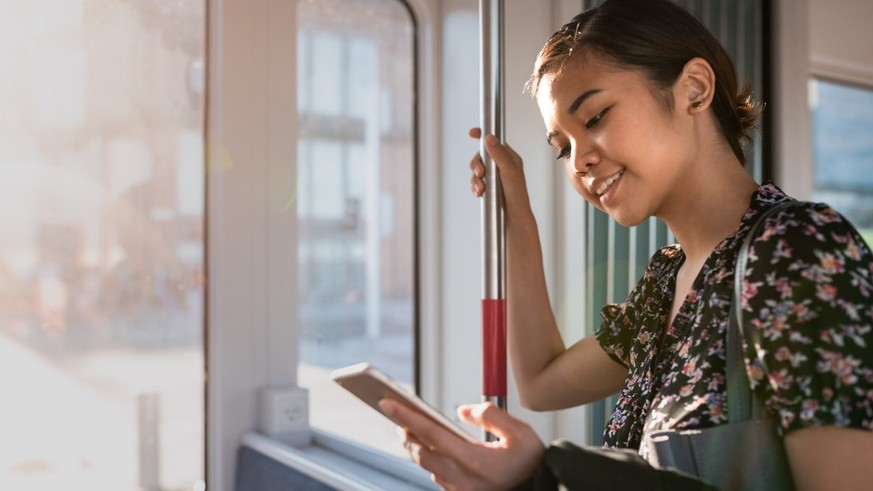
595, 183, 873, 454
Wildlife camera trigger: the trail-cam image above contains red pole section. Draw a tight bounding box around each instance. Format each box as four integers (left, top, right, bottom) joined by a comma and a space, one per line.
482, 299, 507, 397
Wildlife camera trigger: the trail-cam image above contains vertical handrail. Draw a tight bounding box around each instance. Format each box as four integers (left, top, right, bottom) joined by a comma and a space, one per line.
479, 0, 506, 442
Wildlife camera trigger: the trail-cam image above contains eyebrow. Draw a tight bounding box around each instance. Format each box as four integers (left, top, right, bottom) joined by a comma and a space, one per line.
568, 88, 602, 114
545, 88, 603, 145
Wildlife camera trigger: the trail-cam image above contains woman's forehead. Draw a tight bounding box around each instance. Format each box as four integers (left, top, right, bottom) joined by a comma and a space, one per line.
536, 57, 644, 107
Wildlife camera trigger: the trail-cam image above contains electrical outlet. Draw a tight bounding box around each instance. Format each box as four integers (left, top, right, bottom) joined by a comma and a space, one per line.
258, 386, 311, 447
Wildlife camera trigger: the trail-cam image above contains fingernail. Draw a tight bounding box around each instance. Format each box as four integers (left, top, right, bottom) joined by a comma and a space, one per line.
378, 399, 395, 416
406, 442, 422, 464
485, 134, 498, 144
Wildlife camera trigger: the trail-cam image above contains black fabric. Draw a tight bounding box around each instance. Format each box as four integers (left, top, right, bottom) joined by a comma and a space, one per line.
513, 440, 717, 490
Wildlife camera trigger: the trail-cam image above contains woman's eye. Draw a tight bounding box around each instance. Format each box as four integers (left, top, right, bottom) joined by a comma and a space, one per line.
556, 145, 571, 161
586, 107, 611, 129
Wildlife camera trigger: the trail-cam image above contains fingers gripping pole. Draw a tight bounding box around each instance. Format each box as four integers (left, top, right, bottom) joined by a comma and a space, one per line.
479, 0, 506, 441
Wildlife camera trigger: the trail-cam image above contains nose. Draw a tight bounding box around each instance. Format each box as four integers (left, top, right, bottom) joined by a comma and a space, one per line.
571, 145, 599, 174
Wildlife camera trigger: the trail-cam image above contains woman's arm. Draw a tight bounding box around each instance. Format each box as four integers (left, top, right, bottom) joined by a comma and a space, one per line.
470, 129, 626, 410
785, 426, 873, 491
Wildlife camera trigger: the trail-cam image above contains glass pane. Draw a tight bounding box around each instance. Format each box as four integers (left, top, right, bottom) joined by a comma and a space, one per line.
0, 2, 206, 489
810, 79, 873, 245
296, 0, 416, 457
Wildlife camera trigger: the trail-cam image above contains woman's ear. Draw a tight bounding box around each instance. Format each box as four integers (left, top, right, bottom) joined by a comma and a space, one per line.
679, 57, 715, 114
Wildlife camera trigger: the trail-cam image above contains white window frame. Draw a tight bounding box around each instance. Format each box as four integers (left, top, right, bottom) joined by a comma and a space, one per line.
206, 0, 300, 488
773, 0, 873, 200
772, 0, 813, 199
206, 0, 442, 489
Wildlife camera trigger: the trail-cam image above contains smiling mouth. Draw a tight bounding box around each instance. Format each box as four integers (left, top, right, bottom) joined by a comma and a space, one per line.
595, 170, 624, 196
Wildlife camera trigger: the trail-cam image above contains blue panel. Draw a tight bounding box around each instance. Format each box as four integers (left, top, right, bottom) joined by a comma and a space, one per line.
235, 446, 339, 491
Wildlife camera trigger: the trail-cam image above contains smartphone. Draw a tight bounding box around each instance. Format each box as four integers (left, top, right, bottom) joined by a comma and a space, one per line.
331, 362, 478, 443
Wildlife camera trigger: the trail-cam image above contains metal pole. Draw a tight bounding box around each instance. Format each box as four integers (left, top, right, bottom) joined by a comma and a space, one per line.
138, 392, 161, 491
479, 0, 506, 442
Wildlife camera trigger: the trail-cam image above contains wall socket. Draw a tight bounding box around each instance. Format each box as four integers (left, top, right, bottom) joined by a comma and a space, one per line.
258, 386, 311, 447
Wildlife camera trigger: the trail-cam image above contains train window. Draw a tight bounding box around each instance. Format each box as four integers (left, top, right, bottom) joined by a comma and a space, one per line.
810, 79, 873, 245
0, 2, 205, 489
296, 0, 416, 456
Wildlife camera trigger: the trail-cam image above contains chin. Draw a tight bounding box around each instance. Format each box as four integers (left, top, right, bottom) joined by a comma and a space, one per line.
609, 209, 647, 228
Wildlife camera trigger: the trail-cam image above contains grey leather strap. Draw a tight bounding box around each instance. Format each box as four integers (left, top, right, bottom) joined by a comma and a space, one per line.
728, 201, 803, 424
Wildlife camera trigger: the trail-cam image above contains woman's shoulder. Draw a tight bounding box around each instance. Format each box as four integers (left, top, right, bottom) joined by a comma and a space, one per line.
740, 196, 873, 434
749, 199, 872, 266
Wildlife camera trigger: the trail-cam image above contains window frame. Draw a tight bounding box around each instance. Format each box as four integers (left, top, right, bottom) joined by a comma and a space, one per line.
773, 0, 873, 200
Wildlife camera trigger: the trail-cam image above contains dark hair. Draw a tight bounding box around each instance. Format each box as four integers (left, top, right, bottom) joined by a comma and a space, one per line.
526, 0, 762, 165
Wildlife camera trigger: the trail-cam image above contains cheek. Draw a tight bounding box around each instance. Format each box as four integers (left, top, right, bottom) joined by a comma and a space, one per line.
566, 167, 606, 212
596, 117, 639, 156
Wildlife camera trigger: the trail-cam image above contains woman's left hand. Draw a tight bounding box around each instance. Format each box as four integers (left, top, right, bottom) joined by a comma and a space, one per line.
379, 399, 546, 491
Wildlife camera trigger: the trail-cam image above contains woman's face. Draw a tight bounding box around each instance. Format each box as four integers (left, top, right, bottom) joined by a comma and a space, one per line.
536, 54, 697, 227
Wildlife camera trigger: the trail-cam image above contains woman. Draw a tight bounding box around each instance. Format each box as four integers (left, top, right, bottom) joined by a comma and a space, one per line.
380, 0, 873, 489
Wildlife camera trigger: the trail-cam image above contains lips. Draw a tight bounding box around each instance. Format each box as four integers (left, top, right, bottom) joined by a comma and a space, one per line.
590, 169, 624, 197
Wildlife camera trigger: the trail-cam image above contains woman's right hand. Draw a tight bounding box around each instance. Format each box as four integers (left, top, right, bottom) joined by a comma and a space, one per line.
468, 127, 532, 216
380, 399, 545, 491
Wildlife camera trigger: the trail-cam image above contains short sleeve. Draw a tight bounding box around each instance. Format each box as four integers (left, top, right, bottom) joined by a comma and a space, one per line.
596, 302, 632, 368
741, 202, 873, 434
596, 246, 679, 369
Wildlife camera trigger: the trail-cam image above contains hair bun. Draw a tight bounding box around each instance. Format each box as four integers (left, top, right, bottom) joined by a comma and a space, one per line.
735, 82, 764, 141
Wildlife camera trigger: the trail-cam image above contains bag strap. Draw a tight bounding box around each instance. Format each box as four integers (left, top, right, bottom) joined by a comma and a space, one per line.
727, 201, 804, 423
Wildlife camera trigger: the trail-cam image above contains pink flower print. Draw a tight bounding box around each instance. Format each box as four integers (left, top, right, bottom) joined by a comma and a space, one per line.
775, 277, 793, 299
780, 410, 797, 428
792, 302, 810, 320
816, 283, 838, 302
775, 346, 793, 362
678, 338, 692, 357
770, 369, 794, 390
800, 399, 820, 421
818, 252, 845, 274
816, 207, 841, 224
771, 315, 789, 336
760, 224, 778, 241
741, 281, 761, 308
789, 350, 809, 368
682, 359, 698, 376
836, 300, 861, 322
772, 239, 793, 263
637, 330, 651, 344
818, 351, 860, 386
846, 236, 862, 261
709, 401, 724, 420
709, 373, 726, 391
822, 387, 834, 402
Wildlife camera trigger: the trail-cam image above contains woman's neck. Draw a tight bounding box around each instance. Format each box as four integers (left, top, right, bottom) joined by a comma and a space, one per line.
660, 155, 759, 265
